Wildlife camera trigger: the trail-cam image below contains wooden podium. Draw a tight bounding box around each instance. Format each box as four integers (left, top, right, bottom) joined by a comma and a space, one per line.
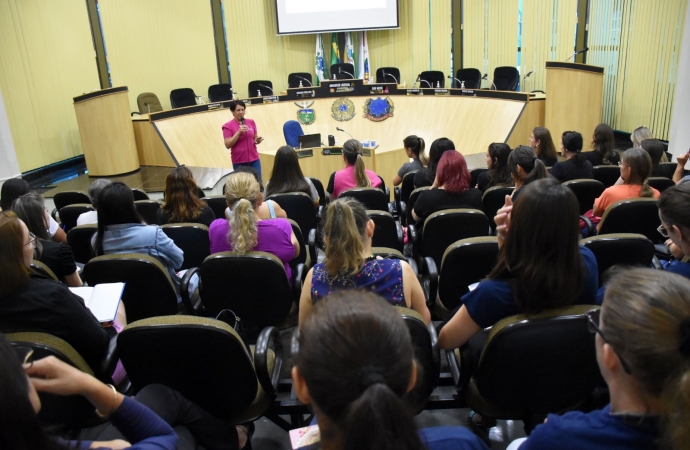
74, 87, 140, 176
544, 62, 604, 143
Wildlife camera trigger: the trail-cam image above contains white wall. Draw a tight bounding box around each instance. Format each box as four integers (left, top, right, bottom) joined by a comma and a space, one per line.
668, 3, 690, 156
0, 88, 20, 182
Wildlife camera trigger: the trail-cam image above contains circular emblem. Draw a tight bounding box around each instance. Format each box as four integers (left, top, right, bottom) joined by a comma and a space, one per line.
363, 97, 395, 122
331, 98, 356, 122
297, 108, 315, 125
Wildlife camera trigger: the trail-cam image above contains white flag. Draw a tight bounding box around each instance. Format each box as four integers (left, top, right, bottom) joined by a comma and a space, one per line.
315, 34, 326, 86
357, 31, 370, 83
344, 32, 356, 68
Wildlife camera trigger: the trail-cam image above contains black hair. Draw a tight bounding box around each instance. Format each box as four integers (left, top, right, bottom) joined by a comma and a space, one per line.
1, 179, 30, 211
424, 138, 455, 184
640, 139, 665, 168
403, 135, 428, 166
508, 145, 548, 186
265, 146, 311, 198
94, 182, 142, 255
487, 143, 513, 187
562, 131, 586, 166
229, 100, 246, 111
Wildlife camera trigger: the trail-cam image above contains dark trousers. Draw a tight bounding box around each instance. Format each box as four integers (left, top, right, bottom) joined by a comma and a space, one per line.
97, 384, 239, 450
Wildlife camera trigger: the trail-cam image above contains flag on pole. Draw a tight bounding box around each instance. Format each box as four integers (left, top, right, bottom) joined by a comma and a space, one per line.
344, 32, 356, 69
357, 31, 370, 83
315, 34, 326, 85
330, 33, 341, 69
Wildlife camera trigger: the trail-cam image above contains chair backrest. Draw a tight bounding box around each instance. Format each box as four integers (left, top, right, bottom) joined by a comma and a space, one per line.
455, 68, 482, 89
67, 224, 98, 264
134, 200, 162, 225
419, 70, 445, 88
482, 186, 514, 232
53, 191, 91, 211
592, 165, 621, 188
7, 332, 99, 430
169, 88, 197, 108
208, 83, 233, 102
283, 120, 304, 147
580, 233, 655, 286
82, 254, 179, 322
31, 260, 59, 281
475, 305, 601, 414
201, 195, 227, 220
59, 204, 93, 232
330, 63, 355, 80
286, 219, 307, 268
647, 177, 675, 193
421, 209, 490, 268
117, 316, 259, 419
287, 72, 312, 88
369, 210, 403, 252
563, 179, 606, 215
438, 237, 499, 310
308, 177, 327, 207
248, 80, 273, 97
406, 187, 430, 225
161, 223, 210, 270
199, 252, 294, 328
371, 247, 407, 260
131, 188, 150, 201
375, 67, 401, 84
493, 66, 519, 91
400, 171, 418, 204
265, 192, 317, 241
136, 92, 163, 114
469, 168, 488, 189
597, 198, 662, 244
657, 162, 677, 179
341, 187, 389, 211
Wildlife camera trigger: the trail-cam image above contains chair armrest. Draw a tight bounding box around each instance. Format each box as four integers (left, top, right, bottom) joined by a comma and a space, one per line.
395, 221, 404, 252
408, 224, 420, 262
422, 257, 438, 308
400, 201, 407, 226
654, 244, 672, 260
180, 267, 201, 315
254, 326, 283, 395
427, 321, 441, 389
394, 186, 401, 214
387, 201, 396, 217
384, 186, 391, 201
446, 342, 473, 391
406, 257, 419, 277
652, 256, 664, 270
292, 263, 306, 303
308, 229, 317, 268
98, 334, 120, 384
51, 208, 59, 223
580, 215, 595, 238
131, 112, 141, 116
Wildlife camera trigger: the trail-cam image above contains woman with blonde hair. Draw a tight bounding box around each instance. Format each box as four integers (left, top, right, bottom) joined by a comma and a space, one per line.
327, 139, 382, 199
158, 166, 215, 226
298, 198, 430, 326
209, 172, 298, 281
631, 126, 653, 148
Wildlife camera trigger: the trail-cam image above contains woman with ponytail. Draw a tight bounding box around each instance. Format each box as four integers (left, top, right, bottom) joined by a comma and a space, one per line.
326, 139, 382, 199
294, 292, 487, 450
209, 172, 298, 281
550, 131, 593, 182
298, 198, 430, 325
507, 146, 549, 202
393, 135, 428, 186
511, 268, 690, 450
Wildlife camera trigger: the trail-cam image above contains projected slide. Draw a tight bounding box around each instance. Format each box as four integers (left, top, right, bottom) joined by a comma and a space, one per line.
276, 0, 399, 35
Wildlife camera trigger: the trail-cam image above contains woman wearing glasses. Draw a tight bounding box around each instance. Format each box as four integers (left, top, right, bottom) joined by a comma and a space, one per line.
510, 268, 690, 449
658, 184, 690, 279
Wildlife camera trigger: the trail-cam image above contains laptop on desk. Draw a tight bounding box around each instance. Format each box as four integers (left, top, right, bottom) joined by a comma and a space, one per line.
298, 133, 321, 149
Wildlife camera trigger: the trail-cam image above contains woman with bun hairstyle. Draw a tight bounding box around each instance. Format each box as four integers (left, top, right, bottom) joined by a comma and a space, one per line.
507, 146, 549, 202
326, 139, 382, 199
512, 268, 690, 450
413, 137, 455, 189
585, 123, 620, 166
477, 143, 513, 192
298, 198, 430, 326
294, 292, 488, 450
528, 127, 558, 166
550, 131, 593, 182
393, 135, 428, 186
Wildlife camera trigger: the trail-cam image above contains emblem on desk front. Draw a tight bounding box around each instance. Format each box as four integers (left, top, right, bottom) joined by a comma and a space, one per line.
363, 97, 394, 122
297, 108, 315, 125
331, 98, 356, 122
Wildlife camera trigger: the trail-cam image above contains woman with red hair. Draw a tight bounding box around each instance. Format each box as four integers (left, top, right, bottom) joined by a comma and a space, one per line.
412, 151, 482, 225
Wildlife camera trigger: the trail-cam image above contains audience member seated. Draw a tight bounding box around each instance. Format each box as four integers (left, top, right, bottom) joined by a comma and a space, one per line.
264, 145, 320, 205
438, 179, 598, 352
209, 172, 298, 282
0, 211, 114, 371
232, 166, 288, 219
0, 334, 249, 450
658, 184, 690, 279
590, 148, 660, 222
327, 139, 382, 199
298, 198, 430, 325
584, 123, 620, 166
77, 179, 110, 226
93, 182, 189, 298
641, 139, 674, 178
631, 125, 654, 149
393, 135, 427, 186
511, 268, 690, 450
1, 178, 66, 243
412, 151, 483, 224
528, 127, 558, 166
293, 292, 488, 450
476, 143, 513, 192
414, 137, 455, 189
158, 166, 215, 226
12, 193, 82, 287
550, 131, 593, 182
508, 146, 549, 201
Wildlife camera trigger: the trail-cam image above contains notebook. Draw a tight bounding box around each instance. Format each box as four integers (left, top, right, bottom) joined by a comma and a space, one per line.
70, 282, 125, 323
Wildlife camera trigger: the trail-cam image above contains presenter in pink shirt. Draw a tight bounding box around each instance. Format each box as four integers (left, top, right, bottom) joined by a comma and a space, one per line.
222, 100, 265, 181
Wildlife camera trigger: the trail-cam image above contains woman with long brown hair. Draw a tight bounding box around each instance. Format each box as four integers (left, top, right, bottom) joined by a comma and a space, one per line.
327, 139, 382, 199
585, 123, 620, 166
528, 127, 558, 166
264, 145, 319, 205
158, 166, 215, 226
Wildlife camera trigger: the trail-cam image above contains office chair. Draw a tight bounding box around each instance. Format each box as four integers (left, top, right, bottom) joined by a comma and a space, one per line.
395, 171, 419, 226
563, 179, 606, 215
592, 165, 621, 188
340, 187, 393, 214
647, 177, 675, 193
53, 191, 91, 211
265, 192, 318, 242
369, 210, 404, 252
593, 198, 663, 244
131, 188, 150, 201
493, 66, 519, 91
136, 92, 163, 114
455, 68, 482, 89
170, 88, 197, 108
134, 200, 162, 225
58, 204, 93, 232
208, 83, 233, 102
67, 224, 98, 264
248, 80, 273, 97
283, 120, 304, 148
201, 195, 227, 220
330, 63, 356, 80
161, 223, 211, 270
419, 71, 445, 88
288, 72, 313, 88
580, 234, 655, 286
375, 67, 401, 84
482, 186, 515, 233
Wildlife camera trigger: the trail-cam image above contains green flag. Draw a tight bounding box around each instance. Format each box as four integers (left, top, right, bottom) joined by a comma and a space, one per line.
330, 33, 341, 70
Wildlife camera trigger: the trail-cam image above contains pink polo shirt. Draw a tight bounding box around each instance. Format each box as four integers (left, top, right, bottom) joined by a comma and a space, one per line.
222, 118, 259, 164
332, 165, 382, 198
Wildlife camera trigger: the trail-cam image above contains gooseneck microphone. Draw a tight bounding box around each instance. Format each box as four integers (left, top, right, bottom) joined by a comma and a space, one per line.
336, 127, 354, 140
420, 79, 432, 88
447, 75, 464, 88
482, 73, 497, 90
297, 76, 313, 87
565, 47, 589, 62
258, 84, 274, 96
382, 71, 398, 84
339, 67, 355, 79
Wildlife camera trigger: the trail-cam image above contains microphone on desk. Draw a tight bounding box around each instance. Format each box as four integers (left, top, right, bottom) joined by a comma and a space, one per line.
297, 76, 313, 87
565, 47, 589, 62
520, 71, 534, 92
382, 71, 398, 84
336, 127, 354, 140
145, 103, 151, 114
339, 67, 355, 79
420, 78, 432, 88
447, 75, 464, 88
482, 73, 497, 90
258, 84, 274, 96
413, 74, 421, 88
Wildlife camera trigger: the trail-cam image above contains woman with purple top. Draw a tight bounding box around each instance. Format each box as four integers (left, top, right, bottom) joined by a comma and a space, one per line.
222, 100, 264, 181
209, 172, 299, 282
